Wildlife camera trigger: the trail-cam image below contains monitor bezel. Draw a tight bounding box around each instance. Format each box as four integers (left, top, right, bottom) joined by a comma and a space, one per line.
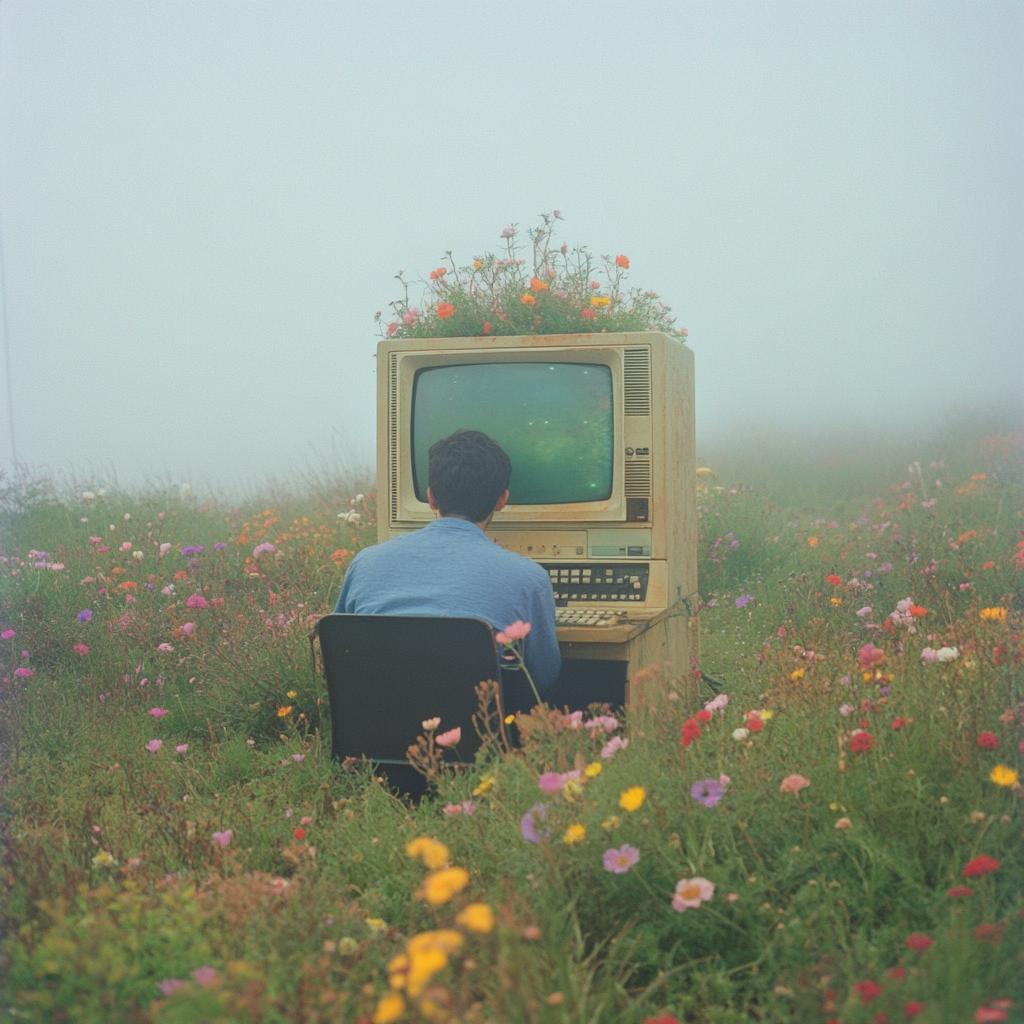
392, 346, 627, 523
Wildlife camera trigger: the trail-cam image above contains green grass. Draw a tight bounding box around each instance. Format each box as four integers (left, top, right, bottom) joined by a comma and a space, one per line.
1, 422, 1022, 1024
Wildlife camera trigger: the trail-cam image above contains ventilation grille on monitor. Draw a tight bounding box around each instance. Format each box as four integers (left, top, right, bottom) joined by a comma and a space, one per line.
389, 353, 399, 523
623, 347, 651, 416
624, 460, 652, 498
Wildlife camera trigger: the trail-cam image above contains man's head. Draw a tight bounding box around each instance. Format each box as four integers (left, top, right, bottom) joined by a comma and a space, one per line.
427, 430, 511, 526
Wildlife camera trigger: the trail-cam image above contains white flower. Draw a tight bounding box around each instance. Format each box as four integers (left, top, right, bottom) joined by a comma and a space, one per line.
355, 493, 365, 502
123, 513, 131, 521
82, 490, 95, 502
936, 646, 959, 663
133, 551, 144, 561
96, 488, 107, 498
731, 728, 750, 741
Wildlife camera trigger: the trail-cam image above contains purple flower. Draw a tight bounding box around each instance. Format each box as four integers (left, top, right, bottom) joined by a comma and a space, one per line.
145, 739, 163, 753
878, 563, 893, 572
735, 595, 754, 609
14, 667, 33, 678
157, 978, 185, 996
185, 594, 210, 609
730, 540, 740, 549
292, 753, 305, 762
601, 736, 628, 759
180, 546, 204, 556
149, 708, 170, 718
77, 609, 92, 623
145, 583, 155, 591
538, 772, 564, 795
176, 744, 188, 753
211, 830, 232, 848
253, 542, 276, 557
191, 966, 217, 986
214, 542, 227, 550
691, 778, 724, 807
603, 844, 640, 874
1, 629, 15, 639
520, 803, 548, 843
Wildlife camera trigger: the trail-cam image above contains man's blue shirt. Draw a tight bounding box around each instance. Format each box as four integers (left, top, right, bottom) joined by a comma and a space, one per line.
334, 517, 561, 691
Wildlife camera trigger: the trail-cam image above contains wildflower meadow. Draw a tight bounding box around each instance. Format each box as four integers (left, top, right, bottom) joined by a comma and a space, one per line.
1, 422, 1022, 1023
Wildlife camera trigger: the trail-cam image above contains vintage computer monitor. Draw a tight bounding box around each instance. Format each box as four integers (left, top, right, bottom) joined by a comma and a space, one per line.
376, 330, 699, 706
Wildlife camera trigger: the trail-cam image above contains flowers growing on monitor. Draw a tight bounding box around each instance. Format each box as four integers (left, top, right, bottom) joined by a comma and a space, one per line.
378, 213, 684, 340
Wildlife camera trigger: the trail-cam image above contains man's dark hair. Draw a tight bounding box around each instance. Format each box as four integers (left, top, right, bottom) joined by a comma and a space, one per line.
428, 430, 512, 523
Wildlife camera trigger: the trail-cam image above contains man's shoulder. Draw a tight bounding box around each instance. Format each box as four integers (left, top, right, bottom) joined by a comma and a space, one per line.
484, 542, 551, 583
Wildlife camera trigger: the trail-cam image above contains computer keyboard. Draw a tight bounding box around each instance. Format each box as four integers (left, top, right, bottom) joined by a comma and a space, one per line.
555, 608, 624, 626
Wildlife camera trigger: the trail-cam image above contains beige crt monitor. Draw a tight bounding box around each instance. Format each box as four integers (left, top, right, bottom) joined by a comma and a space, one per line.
376, 331, 699, 702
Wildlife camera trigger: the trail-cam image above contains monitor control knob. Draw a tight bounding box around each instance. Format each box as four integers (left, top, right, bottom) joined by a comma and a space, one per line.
625, 447, 634, 457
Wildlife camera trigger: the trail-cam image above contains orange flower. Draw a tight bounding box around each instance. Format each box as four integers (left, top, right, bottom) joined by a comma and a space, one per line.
277, 706, 293, 717
909, 604, 927, 618
520, 294, 536, 306
437, 303, 455, 319
825, 574, 843, 587
429, 267, 447, 280
807, 536, 820, 548
117, 581, 137, 590
530, 277, 548, 291
615, 254, 629, 269
958, 530, 977, 543
581, 307, 598, 320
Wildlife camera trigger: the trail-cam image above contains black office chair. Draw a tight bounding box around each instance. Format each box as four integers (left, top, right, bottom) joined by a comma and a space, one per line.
314, 614, 506, 794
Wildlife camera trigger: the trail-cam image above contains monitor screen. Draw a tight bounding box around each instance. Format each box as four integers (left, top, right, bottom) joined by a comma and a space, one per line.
411, 362, 614, 505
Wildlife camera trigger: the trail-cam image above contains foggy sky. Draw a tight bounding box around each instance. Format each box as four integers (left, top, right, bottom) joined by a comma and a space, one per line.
1, 2, 1021, 492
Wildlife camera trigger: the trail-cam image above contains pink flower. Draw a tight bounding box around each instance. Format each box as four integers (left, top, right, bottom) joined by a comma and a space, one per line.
176, 744, 188, 753
500, 225, 514, 238
300, 816, 312, 824
14, 667, 33, 677
564, 710, 584, 728
211, 830, 232, 848
157, 643, 174, 652
292, 753, 305, 762
585, 714, 619, 733
157, 979, 185, 996
443, 803, 463, 815
1, 629, 16, 639
858, 643, 885, 669
149, 708, 170, 718
538, 772, 565, 794
159, 542, 172, 555
145, 739, 163, 753
920, 647, 938, 663
161, 586, 174, 595
73, 644, 89, 656
672, 876, 714, 911
496, 620, 531, 644
703, 693, 729, 713
603, 844, 640, 874
436, 727, 461, 747
181, 623, 195, 635
253, 542, 276, 557
402, 307, 420, 325
856, 606, 873, 617
185, 594, 210, 609
840, 703, 855, 716
779, 774, 810, 794
191, 966, 218, 986
120, 541, 132, 551
601, 736, 628, 759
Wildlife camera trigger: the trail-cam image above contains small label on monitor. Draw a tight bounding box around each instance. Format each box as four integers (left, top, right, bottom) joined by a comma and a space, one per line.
588, 529, 652, 558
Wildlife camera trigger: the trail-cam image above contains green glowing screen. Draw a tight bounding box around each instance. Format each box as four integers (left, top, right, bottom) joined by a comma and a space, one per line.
411, 363, 614, 505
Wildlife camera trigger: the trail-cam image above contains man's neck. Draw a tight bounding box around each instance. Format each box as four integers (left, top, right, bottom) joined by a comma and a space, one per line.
439, 513, 491, 532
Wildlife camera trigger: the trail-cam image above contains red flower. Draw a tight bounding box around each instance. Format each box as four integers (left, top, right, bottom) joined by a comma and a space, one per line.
680, 717, 702, 748
947, 885, 974, 897
853, 981, 883, 1005
905, 1002, 925, 1018
641, 1016, 680, 1024
858, 643, 886, 669
975, 1010, 1008, 1023
429, 267, 447, 280
860, 719, 870, 728
905, 933, 933, 951
887, 967, 906, 980
581, 307, 598, 320
873, 1014, 890, 1024
483, 322, 491, 335
696, 709, 712, 723
973, 923, 1003, 945
615, 255, 630, 269
850, 731, 876, 753
891, 717, 908, 731
908, 604, 927, 618
963, 855, 1000, 877
825, 574, 843, 586
747, 716, 764, 733
977, 731, 1000, 750
436, 302, 455, 319
293, 827, 306, 840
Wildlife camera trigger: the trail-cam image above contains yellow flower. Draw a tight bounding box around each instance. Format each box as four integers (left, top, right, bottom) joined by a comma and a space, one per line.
590, 295, 611, 308
990, 765, 1019, 787
455, 902, 496, 934
584, 761, 603, 778
405, 837, 450, 870
286, 690, 297, 698
504, 714, 515, 724
366, 917, 388, 935
408, 930, 464, 955
790, 669, 805, 681
277, 706, 293, 717
373, 993, 406, 1024
92, 850, 115, 868
601, 816, 620, 830
759, 710, 774, 721
619, 786, 646, 812
419, 867, 469, 905
830, 597, 843, 606
562, 823, 586, 845
980, 607, 1007, 622
696, 467, 713, 475
520, 294, 536, 306
471, 775, 494, 796
563, 777, 585, 800
406, 947, 448, 997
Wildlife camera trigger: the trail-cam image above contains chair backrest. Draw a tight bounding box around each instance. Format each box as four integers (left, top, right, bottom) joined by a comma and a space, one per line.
314, 614, 502, 767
